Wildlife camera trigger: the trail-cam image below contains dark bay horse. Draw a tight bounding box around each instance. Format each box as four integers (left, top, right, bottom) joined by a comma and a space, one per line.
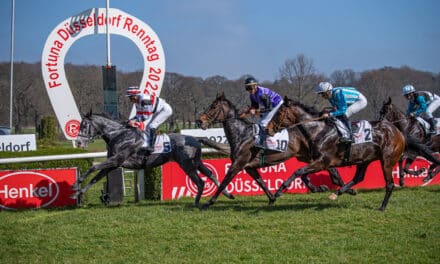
196, 93, 353, 210
379, 97, 440, 182
74, 111, 233, 206
270, 99, 406, 211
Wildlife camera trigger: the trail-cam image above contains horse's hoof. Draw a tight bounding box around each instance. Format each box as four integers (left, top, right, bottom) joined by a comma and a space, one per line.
268, 197, 276, 205
347, 189, 357, 196
423, 176, 432, 183
319, 185, 329, 192
274, 190, 283, 198
328, 193, 338, 200
223, 192, 235, 200
200, 204, 210, 211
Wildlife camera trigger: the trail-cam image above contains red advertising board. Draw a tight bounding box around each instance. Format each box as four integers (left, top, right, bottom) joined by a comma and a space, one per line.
0, 168, 78, 210
162, 156, 440, 200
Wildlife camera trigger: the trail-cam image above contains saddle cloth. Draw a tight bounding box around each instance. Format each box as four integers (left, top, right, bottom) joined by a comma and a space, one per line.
416, 117, 440, 136
142, 133, 172, 153
351, 120, 373, 144
253, 124, 289, 152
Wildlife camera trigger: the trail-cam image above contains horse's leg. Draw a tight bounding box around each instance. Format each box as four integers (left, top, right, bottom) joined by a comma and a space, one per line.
329, 164, 368, 200
300, 174, 329, 193
275, 163, 326, 199
198, 164, 235, 200
184, 169, 205, 207
378, 161, 396, 211
245, 168, 275, 205
402, 157, 425, 176
398, 156, 405, 187
71, 167, 115, 199
201, 164, 243, 211
328, 168, 357, 195
424, 164, 440, 182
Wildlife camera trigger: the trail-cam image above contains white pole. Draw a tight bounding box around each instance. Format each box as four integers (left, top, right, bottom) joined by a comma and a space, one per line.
106, 0, 111, 66
9, 0, 15, 131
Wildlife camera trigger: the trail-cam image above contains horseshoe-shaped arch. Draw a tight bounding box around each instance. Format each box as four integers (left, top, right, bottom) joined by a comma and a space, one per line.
41, 8, 165, 140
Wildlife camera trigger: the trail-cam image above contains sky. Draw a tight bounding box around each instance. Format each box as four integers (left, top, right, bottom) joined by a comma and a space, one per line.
1, 0, 439, 82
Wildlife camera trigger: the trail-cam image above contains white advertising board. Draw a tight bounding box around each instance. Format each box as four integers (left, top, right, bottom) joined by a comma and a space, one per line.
0, 134, 37, 152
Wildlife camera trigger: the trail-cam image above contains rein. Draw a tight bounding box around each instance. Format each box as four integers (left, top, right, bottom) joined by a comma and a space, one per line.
278, 116, 325, 130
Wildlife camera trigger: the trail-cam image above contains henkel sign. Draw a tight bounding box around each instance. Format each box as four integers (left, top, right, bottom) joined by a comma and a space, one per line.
0, 168, 78, 210
0, 134, 36, 152
162, 157, 440, 200
41, 8, 165, 139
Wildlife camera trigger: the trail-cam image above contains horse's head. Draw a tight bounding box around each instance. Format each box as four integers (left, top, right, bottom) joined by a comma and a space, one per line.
379, 97, 403, 122
197, 92, 235, 130
76, 111, 101, 149
270, 97, 317, 133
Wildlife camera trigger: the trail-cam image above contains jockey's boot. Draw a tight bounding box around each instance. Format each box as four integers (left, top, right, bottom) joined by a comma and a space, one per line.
259, 126, 267, 147
147, 128, 157, 153
428, 118, 436, 134
339, 116, 353, 144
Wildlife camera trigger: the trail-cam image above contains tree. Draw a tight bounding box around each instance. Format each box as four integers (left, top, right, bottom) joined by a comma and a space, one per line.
278, 54, 320, 101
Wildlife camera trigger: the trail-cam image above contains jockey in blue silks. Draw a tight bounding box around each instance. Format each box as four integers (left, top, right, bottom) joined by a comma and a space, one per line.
245, 76, 283, 144
402, 84, 440, 134
316, 82, 368, 143
126, 86, 173, 152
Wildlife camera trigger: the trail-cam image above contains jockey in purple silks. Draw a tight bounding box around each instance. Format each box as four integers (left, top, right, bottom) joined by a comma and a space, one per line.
244, 76, 283, 145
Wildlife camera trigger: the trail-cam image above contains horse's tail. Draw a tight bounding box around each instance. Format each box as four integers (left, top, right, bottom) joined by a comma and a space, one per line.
197, 137, 231, 155
406, 137, 440, 165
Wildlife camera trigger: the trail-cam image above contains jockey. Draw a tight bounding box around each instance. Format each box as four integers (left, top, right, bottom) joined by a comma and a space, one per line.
126, 86, 173, 152
316, 82, 368, 143
245, 76, 283, 144
402, 84, 440, 134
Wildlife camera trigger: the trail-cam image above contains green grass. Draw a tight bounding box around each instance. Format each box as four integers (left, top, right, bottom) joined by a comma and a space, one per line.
1, 184, 439, 263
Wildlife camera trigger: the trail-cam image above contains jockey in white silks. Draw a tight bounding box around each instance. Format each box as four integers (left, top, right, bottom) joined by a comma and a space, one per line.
126, 86, 173, 152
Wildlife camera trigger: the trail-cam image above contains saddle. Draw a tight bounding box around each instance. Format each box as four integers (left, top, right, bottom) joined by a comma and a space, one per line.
142, 133, 172, 154
416, 117, 440, 136
253, 125, 289, 152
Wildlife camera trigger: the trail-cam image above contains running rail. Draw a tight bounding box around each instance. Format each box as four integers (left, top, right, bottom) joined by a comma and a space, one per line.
0, 148, 219, 164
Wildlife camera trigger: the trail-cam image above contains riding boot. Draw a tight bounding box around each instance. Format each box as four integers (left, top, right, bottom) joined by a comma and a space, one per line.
259, 126, 267, 147
339, 116, 353, 144
147, 128, 157, 153
428, 118, 436, 134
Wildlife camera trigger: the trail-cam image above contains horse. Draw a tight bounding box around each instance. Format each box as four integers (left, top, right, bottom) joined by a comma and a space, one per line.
379, 97, 440, 182
196, 93, 354, 211
73, 111, 234, 207
238, 101, 356, 195
270, 99, 406, 211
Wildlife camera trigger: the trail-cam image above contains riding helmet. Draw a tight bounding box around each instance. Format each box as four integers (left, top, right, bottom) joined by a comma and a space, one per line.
402, 84, 415, 96
126, 86, 141, 97
316, 82, 333, 93
244, 77, 258, 90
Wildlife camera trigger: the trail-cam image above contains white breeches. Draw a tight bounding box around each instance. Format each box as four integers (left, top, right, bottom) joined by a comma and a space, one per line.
259, 100, 284, 128
346, 93, 367, 118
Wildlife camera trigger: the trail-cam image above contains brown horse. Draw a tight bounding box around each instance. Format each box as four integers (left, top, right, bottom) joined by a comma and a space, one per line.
270, 98, 406, 211
196, 93, 353, 210
379, 97, 440, 182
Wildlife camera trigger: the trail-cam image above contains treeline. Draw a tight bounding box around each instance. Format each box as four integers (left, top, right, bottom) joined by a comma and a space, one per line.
0, 54, 439, 134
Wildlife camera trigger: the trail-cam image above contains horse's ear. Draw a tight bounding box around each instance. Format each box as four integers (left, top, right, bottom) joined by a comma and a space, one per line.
386, 97, 391, 105
88, 108, 93, 116
220, 92, 225, 100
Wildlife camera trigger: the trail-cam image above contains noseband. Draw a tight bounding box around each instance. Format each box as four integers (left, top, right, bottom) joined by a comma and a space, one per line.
202, 101, 228, 125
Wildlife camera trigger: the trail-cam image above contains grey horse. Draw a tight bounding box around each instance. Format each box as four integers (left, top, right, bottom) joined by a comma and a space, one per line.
73, 111, 234, 206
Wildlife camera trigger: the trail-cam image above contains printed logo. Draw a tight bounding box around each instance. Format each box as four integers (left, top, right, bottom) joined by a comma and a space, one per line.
185, 162, 219, 197
65, 119, 80, 138
0, 171, 60, 210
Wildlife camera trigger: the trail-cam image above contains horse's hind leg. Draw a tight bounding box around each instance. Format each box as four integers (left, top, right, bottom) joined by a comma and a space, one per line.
327, 168, 356, 195
184, 169, 205, 207
424, 164, 440, 182
245, 168, 275, 205
300, 174, 329, 193
330, 164, 368, 200
198, 164, 235, 200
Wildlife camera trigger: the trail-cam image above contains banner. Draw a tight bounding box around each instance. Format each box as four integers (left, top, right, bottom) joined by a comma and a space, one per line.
0, 168, 78, 210
162, 157, 440, 200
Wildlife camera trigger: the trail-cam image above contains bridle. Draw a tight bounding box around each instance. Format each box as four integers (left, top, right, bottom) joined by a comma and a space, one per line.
77, 118, 100, 143
201, 100, 229, 126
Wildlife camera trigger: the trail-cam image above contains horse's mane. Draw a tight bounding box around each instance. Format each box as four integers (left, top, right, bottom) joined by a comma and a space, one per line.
283, 96, 320, 116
